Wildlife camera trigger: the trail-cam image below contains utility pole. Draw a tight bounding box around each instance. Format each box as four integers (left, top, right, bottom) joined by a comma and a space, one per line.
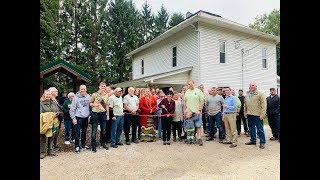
235, 39, 260, 91
241, 49, 244, 90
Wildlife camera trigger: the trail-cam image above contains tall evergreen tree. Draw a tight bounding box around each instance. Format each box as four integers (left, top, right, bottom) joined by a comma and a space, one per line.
58, 0, 75, 60
168, 12, 184, 28
40, 0, 60, 65
249, 9, 280, 75
105, 0, 143, 84
41, 0, 69, 92
141, 0, 155, 43
76, 0, 108, 87
154, 4, 169, 37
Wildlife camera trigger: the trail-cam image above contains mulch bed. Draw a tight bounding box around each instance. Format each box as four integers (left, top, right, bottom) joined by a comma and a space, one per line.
56, 123, 100, 152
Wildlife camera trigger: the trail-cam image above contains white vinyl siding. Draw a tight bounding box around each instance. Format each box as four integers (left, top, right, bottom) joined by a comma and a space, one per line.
132, 26, 199, 82
153, 71, 190, 84
199, 22, 277, 96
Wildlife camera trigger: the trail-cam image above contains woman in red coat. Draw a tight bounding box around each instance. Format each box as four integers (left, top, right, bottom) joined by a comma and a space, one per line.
139, 88, 157, 142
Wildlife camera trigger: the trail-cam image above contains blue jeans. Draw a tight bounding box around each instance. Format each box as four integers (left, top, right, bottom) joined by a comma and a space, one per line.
75, 117, 88, 148
64, 119, 75, 141
193, 113, 202, 128
111, 116, 124, 145
91, 112, 107, 148
247, 115, 266, 144
208, 112, 224, 140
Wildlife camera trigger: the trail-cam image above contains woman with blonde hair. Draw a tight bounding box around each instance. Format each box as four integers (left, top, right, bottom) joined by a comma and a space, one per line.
40, 90, 60, 159
140, 88, 146, 99
139, 88, 157, 142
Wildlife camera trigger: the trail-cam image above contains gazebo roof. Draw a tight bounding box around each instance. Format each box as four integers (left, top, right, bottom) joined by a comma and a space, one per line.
40, 59, 91, 82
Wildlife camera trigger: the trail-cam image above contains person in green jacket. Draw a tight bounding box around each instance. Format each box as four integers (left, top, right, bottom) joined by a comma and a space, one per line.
40, 90, 60, 159
62, 92, 76, 145
231, 89, 241, 113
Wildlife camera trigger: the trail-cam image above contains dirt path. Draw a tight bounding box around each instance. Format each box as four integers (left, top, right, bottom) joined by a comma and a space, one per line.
40, 126, 280, 180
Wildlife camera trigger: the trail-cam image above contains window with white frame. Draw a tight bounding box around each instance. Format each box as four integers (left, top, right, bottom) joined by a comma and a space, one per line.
172, 46, 177, 67
262, 48, 267, 68
220, 41, 226, 63
141, 59, 144, 74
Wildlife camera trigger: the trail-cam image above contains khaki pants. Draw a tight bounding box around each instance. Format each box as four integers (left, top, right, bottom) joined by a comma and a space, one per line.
224, 113, 237, 145
40, 134, 53, 155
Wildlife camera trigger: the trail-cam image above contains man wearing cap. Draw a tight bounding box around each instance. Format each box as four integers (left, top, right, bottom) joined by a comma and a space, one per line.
237, 89, 249, 136
266, 87, 280, 142
108, 87, 125, 148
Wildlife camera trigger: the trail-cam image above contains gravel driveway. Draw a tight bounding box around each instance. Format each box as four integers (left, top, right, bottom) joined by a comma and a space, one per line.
40, 125, 280, 180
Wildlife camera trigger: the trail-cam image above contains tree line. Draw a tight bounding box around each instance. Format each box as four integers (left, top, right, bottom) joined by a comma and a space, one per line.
40, 0, 279, 94
40, 0, 184, 93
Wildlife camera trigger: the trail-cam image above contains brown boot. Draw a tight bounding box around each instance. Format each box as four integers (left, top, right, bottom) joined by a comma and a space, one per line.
47, 150, 57, 156
40, 153, 46, 159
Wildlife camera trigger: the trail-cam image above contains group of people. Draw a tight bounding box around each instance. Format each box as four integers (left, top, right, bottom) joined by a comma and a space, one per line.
40, 80, 280, 159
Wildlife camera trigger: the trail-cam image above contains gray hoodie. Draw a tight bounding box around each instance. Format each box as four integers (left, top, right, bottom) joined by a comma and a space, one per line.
70, 92, 91, 119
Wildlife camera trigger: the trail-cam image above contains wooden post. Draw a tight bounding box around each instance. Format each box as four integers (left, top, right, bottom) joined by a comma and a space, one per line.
74, 76, 82, 93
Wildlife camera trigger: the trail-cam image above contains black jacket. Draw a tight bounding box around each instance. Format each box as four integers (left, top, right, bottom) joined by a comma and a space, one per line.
238, 95, 245, 113
266, 95, 280, 115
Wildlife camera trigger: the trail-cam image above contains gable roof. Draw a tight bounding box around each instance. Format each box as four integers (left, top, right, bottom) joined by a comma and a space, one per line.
127, 10, 280, 57
40, 59, 92, 82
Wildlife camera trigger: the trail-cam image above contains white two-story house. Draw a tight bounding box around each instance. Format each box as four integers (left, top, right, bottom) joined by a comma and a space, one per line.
110, 10, 280, 95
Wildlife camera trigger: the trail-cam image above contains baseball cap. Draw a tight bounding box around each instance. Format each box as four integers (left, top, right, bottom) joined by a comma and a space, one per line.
114, 87, 123, 92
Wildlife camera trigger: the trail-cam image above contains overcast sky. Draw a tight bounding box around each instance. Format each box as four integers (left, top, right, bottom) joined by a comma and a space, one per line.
132, 0, 280, 26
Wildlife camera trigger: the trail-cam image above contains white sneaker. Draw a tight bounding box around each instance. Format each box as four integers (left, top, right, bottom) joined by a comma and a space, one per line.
65, 141, 71, 145
75, 147, 80, 153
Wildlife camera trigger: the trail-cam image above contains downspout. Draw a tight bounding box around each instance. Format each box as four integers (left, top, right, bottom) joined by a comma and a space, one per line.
197, 23, 201, 85
190, 19, 200, 84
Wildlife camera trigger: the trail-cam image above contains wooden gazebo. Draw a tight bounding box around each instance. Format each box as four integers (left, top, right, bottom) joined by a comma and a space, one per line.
40, 59, 92, 97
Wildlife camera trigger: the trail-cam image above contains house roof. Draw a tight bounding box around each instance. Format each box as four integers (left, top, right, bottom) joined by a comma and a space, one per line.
40, 59, 92, 82
110, 66, 193, 88
127, 10, 280, 57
